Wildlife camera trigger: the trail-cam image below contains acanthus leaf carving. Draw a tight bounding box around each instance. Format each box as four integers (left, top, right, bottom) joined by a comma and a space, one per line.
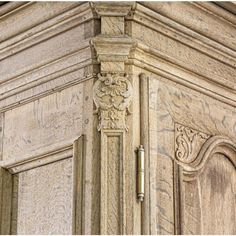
175, 123, 211, 164
93, 73, 133, 131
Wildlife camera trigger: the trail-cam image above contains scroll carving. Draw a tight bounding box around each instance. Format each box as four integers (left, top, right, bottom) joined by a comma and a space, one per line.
93, 73, 133, 131
175, 123, 210, 164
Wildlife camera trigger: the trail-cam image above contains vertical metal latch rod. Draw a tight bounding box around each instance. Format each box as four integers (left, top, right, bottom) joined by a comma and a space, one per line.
137, 145, 145, 202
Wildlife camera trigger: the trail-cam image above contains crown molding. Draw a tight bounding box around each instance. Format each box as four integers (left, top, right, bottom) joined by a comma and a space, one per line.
0, 2, 95, 60
129, 3, 236, 68
215, 2, 236, 16
0, 2, 29, 17
128, 48, 236, 107
134, 3, 236, 66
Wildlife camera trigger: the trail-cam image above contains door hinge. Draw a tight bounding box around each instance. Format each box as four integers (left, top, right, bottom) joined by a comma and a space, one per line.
137, 145, 145, 202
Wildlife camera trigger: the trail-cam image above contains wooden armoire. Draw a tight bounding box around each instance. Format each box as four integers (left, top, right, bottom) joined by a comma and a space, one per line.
0, 2, 235, 235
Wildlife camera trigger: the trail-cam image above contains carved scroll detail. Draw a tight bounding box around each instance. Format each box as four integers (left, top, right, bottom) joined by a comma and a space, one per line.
93, 73, 133, 131
175, 123, 210, 164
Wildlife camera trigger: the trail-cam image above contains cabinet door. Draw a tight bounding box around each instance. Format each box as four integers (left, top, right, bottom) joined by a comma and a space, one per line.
141, 75, 236, 235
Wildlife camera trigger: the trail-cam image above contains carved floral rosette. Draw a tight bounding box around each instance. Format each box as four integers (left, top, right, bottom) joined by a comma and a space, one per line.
175, 123, 211, 164
93, 73, 133, 131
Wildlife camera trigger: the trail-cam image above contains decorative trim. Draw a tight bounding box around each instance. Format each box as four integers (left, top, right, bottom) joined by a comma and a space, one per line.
181, 135, 236, 181
174, 124, 236, 181
0, 136, 86, 234
128, 56, 236, 107
92, 2, 133, 17
0, 3, 92, 60
93, 73, 133, 131
100, 131, 126, 234
175, 123, 210, 164
133, 3, 236, 64
91, 35, 133, 63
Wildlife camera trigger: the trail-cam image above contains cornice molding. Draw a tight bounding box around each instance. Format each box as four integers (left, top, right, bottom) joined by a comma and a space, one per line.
128, 55, 236, 108
194, 2, 236, 26
130, 42, 236, 91
0, 2, 30, 17
215, 2, 236, 16
0, 2, 94, 60
129, 3, 236, 68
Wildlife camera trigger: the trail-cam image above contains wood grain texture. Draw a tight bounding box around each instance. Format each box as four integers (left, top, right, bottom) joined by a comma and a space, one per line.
3, 83, 84, 162
73, 135, 86, 235
145, 72, 236, 235
10, 175, 18, 235
148, 77, 175, 235
181, 154, 236, 234
107, 136, 121, 234
16, 158, 73, 234
130, 21, 236, 88
141, 2, 236, 51
0, 113, 4, 161
0, 167, 12, 234
100, 132, 125, 235
199, 154, 235, 234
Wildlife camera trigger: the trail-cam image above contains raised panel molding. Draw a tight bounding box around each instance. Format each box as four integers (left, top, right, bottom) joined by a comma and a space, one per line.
174, 123, 236, 234
0, 135, 86, 235
174, 123, 236, 181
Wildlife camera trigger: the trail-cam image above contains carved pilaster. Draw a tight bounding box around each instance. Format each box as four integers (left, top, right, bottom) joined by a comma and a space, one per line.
91, 2, 134, 234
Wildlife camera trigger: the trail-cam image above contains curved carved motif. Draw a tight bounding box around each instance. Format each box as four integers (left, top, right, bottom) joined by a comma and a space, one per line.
181, 135, 236, 181
175, 123, 210, 164
93, 73, 133, 131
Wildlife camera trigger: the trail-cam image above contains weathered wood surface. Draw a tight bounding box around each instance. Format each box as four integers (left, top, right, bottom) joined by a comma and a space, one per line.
15, 158, 73, 234
146, 73, 236, 234
0, 168, 12, 235
182, 154, 236, 234
0, 2, 235, 235
3, 83, 84, 162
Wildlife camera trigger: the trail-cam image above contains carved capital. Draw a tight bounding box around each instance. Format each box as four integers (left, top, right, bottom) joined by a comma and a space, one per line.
93, 73, 133, 131
175, 123, 210, 164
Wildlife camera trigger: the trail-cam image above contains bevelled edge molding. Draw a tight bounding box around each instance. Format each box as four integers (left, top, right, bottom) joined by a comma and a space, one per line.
130, 3, 236, 67
0, 2, 94, 60
174, 123, 236, 181
91, 2, 134, 17
93, 73, 133, 131
175, 123, 211, 164
0, 2, 29, 17
181, 135, 236, 181
0, 138, 75, 174
91, 35, 133, 62
128, 46, 236, 107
